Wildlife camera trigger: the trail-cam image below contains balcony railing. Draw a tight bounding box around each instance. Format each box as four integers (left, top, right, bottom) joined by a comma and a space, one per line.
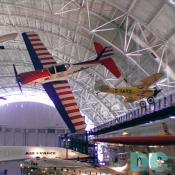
91, 90, 175, 135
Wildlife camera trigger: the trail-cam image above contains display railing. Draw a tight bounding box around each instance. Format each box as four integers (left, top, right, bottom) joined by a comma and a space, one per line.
91, 91, 175, 135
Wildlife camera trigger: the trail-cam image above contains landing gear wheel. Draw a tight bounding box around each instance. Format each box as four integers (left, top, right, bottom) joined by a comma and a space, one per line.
147, 97, 154, 104
139, 101, 146, 107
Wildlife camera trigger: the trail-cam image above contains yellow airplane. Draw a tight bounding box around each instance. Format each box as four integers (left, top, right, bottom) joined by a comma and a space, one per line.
95, 73, 163, 106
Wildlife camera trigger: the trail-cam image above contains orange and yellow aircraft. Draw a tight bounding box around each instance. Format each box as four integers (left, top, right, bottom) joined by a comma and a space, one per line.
95, 73, 163, 106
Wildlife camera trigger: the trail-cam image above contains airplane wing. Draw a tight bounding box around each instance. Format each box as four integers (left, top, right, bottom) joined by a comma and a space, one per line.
25, 158, 90, 168
134, 73, 163, 89
0, 33, 18, 42
22, 32, 86, 133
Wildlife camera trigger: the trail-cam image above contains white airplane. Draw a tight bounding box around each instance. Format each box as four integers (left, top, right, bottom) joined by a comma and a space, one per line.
0, 146, 88, 162
0, 146, 91, 174
22, 157, 90, 169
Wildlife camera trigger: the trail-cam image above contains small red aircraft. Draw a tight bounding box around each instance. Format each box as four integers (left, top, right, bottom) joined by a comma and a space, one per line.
13, 32, 121, 133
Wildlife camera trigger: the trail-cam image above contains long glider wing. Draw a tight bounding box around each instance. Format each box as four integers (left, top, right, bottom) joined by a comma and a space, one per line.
22, 32, 86, 133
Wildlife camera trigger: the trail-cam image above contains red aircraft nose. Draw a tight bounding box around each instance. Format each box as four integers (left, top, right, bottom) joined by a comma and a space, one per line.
19, 69, 50, 85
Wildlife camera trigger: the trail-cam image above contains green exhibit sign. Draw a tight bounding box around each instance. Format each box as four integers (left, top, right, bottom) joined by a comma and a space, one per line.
131, 151, 174, 173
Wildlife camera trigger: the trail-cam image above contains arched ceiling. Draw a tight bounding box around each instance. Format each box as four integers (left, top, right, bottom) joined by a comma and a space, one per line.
0, 0, 175, 127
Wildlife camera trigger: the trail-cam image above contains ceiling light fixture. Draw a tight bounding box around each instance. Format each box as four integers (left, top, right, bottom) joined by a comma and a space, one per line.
169, 116, 175, 119
169, 0, 175, 5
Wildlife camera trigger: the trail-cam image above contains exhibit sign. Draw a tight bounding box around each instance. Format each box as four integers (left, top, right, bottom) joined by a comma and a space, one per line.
131, 151, 173, 173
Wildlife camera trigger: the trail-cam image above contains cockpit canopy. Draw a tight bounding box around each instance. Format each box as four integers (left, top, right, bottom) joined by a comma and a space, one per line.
48, 64, 70, 74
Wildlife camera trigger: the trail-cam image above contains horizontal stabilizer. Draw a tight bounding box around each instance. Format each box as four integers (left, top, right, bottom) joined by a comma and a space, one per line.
94, 42, 113, 61
94, 42, 104, 55
100, 58, 121, 78
94, 42, 121, 78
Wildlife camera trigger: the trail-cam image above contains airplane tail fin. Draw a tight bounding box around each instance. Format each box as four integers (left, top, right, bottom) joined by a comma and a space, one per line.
159, 122, 171, 135
94, 42, 121, 79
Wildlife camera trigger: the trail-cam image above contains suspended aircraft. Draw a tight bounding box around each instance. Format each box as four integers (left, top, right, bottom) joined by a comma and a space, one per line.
0, 146, 88, 162
0, 146, 89, 173
13, 32, 121, 133
0, 33, 18, 49
95, 72, 163, 107
93, 123, 175, 145
22, 158, 90, 171
0, 33, 18, 100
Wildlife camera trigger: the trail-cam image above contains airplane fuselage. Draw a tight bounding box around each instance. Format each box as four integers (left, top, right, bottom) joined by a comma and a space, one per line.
98, 86, 154, 101
93, 135, 175, 145
19, 62, 98, 85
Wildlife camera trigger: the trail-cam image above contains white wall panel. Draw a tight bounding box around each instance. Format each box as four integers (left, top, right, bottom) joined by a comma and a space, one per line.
14, 131, 24, 146
47, 133, 56, 147
0, 130, 5, 146
38, 132, 46, 146
0, 161, 21, 175
0, 127, 63, 147
27, 131, 38, 146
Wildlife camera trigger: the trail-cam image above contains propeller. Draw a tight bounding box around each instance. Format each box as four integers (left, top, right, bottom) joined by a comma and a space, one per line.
153, 87, 162, 97
13, 64, 23, 94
